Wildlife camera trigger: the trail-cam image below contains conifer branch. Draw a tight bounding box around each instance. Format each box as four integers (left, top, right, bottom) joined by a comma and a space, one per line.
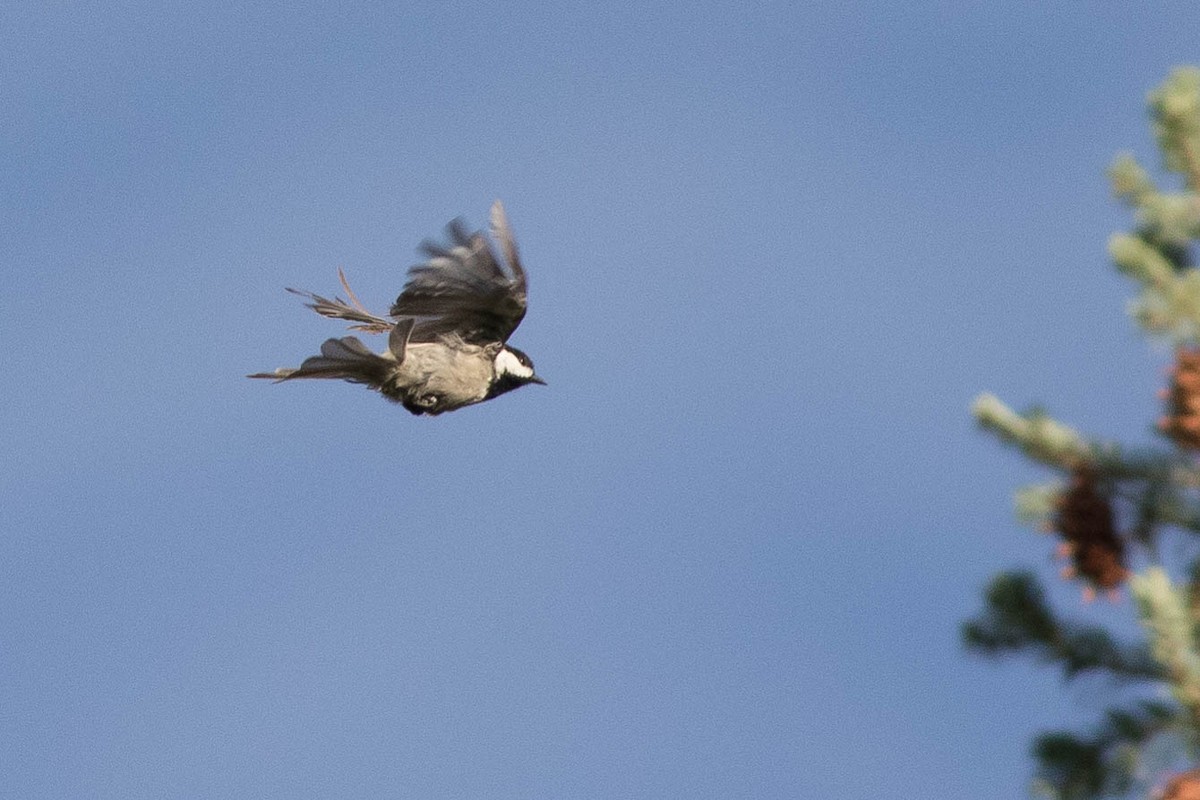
1110, 154, 1156, 207
1131, 568, 1200, 730
1150, 68, 1200, 192
1110, 235, 1200, 340
970, 67, 1200, 796
963, 572, 1164, 682
1030, 702, 1178, 800
972, 395, 1094, 469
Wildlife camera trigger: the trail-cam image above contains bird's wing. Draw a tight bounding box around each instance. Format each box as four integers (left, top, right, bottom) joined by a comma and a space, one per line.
390, 201, 528, 346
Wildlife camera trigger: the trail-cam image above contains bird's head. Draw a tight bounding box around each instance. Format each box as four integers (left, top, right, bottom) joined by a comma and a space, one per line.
488, 346, 546, 398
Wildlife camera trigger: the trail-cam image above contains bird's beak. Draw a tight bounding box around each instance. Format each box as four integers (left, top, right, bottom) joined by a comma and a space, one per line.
530, 375, 547, 386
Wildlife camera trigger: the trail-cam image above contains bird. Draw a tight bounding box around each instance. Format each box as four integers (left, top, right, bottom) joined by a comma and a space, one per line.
249, 201, 545, 416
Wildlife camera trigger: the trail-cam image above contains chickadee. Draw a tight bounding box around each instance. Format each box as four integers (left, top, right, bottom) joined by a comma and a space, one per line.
250, 201, 544, 415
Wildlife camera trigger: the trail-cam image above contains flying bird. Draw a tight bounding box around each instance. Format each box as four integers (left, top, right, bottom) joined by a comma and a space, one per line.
250, 201, 544, 415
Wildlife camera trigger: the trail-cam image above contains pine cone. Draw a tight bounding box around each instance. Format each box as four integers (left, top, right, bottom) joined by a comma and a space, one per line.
1161, 348, 1200, 450
1054, 464, 1128, 591
1159, 769, 1200, 800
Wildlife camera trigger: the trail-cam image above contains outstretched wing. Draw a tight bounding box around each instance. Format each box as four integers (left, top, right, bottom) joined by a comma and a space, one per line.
390, 201, 527, 346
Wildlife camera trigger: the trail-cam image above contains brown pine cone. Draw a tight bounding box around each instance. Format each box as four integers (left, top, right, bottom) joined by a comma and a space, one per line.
1161, 348, 1200, 449
1054, 464, 1128, 591
1159, 769, 1200, 800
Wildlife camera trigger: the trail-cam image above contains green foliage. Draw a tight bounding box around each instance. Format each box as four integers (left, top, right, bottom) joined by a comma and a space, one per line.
1031, 703, 1177, 800
970, 397, 1200, 540
1110, 154, 1198, 271
1131, 569, 1200, 726
963, 571, 1163, 682
972, 395, 1093, 469
1105, 68, 1200, 341
1015, 483, 1065, 528
1149, 67, 1200, 189
969, 68, 1200, 798
1032, 732, 1107, 800
1110, 233, 1200, 340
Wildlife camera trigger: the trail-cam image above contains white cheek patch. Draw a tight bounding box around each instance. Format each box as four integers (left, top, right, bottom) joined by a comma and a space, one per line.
494, 348, 533, 379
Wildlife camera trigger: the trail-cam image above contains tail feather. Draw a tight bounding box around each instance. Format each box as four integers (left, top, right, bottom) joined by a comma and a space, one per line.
286, 269, 393, 333
248, 336, 392, 386
319, 336, 376, 360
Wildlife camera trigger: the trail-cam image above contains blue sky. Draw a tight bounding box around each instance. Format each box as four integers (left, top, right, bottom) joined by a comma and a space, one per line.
3, 3, 1199, 797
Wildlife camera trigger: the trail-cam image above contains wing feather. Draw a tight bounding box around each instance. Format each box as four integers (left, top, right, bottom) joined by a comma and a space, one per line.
390, 201, 528, 345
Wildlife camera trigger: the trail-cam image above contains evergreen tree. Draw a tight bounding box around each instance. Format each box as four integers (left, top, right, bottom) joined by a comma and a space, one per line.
968, 68, 1200, 799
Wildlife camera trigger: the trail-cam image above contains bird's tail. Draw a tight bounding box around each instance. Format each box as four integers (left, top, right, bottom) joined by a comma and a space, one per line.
248, 336, 393, 386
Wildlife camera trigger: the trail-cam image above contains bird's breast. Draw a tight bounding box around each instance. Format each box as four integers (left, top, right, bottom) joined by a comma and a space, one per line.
387, 342, 495, 411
